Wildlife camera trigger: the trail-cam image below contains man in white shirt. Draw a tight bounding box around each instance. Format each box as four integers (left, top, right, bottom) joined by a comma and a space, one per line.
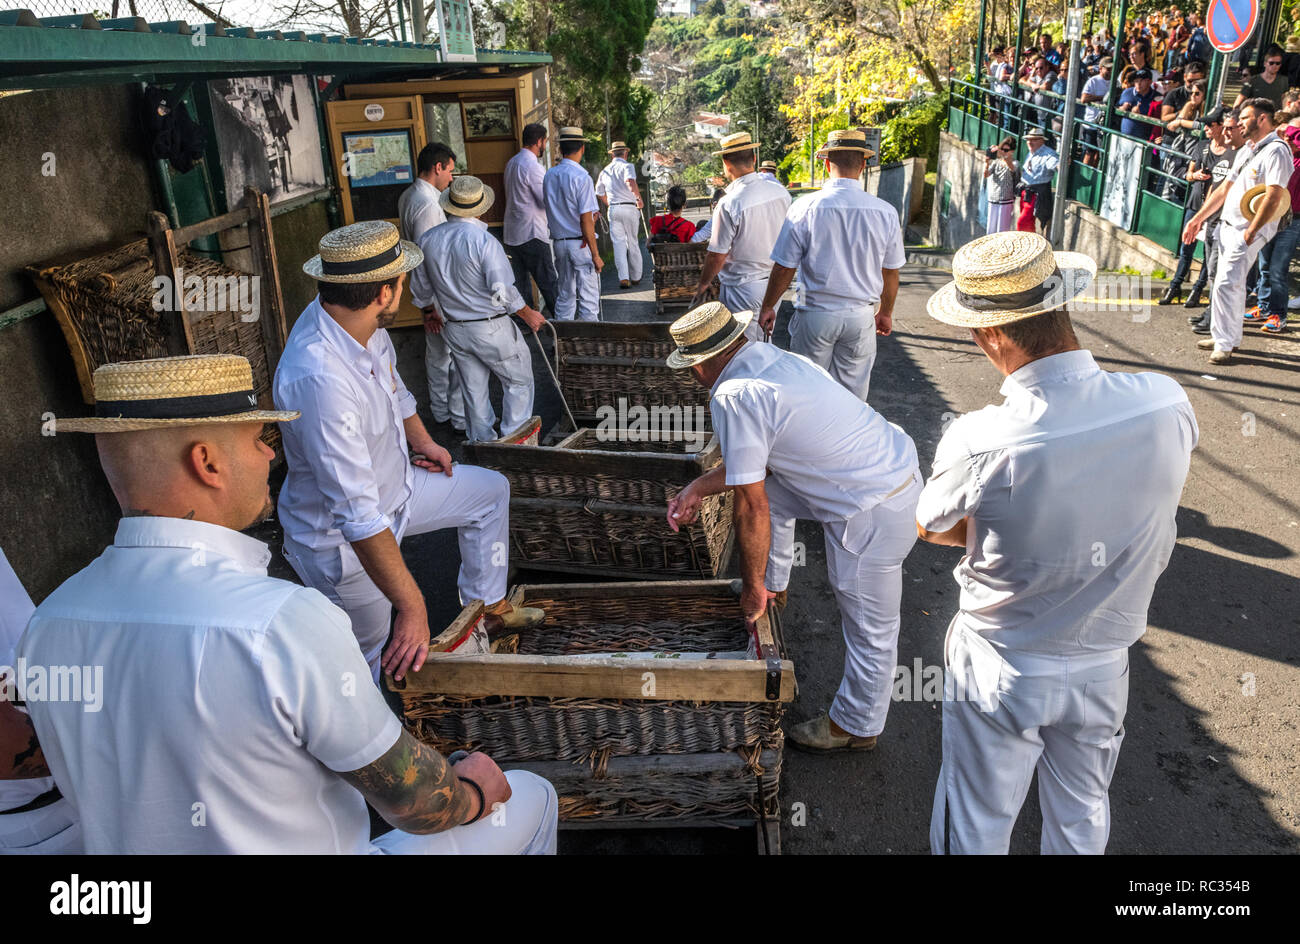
504, 122, 559, 316
543, 126, 603, 321
691, 131, 791, 342
1182, 98, 1294, 364
917, 232, 1196, 854
411, 176, 545, 443
664, 302, 921, 752
20, 353, 556, 854
275, 221, 543, 683
397, 142, 465, 432
0, 548, 81, 853
1079, 58, 1112, 166
758, 160, 780, 183
596, 140, 645, 289
759, 129, 905, 402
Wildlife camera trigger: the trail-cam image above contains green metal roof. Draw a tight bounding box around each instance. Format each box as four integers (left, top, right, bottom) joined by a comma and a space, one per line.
0, 11, 550, 91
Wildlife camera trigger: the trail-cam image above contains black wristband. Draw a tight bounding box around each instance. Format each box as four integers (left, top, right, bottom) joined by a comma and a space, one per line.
458, 775, 487, 824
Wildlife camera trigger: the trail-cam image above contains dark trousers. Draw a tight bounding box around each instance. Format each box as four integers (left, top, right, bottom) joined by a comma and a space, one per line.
1027, 183, 1054, 228
1171, 218, 1221, 293
506, 238, 559, 316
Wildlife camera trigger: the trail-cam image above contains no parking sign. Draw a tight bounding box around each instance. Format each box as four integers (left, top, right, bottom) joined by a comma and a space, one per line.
1207, 0, 1259, 53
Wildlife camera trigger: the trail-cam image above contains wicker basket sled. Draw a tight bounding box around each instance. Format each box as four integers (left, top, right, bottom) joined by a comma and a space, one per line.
649, 241, 717, 316
389, 579, 794, 851
465, 417, 732, 580
549, 320, 711, 426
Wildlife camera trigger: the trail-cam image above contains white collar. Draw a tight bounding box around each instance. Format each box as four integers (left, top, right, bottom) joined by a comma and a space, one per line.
309, 296, 375, 374
113, 516, 272, 574
999, 349, 1100, 397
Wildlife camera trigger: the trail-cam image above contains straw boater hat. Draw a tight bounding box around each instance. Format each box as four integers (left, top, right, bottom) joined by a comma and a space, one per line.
815, 128, 875, 159
55, 354, 299, 433
440, 175, 495, 217
303, 220, 422, 284
557, 126, 586, 143
759, 160, 779, 172
926, 232, 1095, 328
607, 140, 629, 154
713, 130, 760, 157
1240, 184, 1291, 226
665, 301, 753, 369
1024, 127, 1048, 140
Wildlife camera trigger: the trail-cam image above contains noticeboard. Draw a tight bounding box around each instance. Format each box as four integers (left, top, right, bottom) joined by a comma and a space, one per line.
436, 0, 477, 62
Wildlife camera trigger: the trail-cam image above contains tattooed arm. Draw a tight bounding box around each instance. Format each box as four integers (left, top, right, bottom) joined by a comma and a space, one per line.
0, 700, 49, 779
339, 729, 512, 834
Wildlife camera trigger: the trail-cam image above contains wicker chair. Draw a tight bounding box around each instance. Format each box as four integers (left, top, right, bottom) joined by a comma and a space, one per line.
649, 241, 718, 316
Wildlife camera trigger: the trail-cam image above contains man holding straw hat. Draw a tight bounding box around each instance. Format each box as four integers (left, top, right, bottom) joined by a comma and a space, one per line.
275, 221, 543, 685
916, 231, 1197, 854
690, 131, 791, 340
19, 353, 557, 854
758, 128, 904, 402
544, 126, 604, 320
664, 302, 922, 752
596, 139, 645, 289
411, 175, 546, 444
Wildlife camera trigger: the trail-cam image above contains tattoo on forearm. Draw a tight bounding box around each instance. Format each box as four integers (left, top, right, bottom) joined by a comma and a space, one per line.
341, 730, 472, 833
9, 722, 50, 779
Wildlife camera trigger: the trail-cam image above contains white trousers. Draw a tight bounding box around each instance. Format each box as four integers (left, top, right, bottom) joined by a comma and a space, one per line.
789, 303, 879, 402
370, 769, 557, 855
929, 622, 1130, 855
986, 200, 1016, 234
282, 464, 511, 682
1210, 225, 1263, 353
553, 239, 601, 321
609, 204, 643, 282
764, 472, 921, 737
0, 796, 82, 854
718, 280, 768, 343
442, 317, 535, 444
424, 330, 465, 428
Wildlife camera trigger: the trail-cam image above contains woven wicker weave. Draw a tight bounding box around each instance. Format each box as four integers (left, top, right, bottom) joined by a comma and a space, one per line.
29, 238, 281, 452
465, 428, 732, 579
649, 241, 718, 315
396, 582, 788, 824
551, 320, 711, 423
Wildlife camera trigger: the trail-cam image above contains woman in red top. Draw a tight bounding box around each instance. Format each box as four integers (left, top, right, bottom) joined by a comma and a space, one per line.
649, 186, 697, 242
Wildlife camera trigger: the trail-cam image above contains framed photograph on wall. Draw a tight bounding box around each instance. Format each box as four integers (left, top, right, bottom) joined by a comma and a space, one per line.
463, 99, 514, 140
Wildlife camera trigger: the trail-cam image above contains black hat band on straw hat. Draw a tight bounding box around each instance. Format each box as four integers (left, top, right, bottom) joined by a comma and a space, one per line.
953, 267, 1064, 312
679, 319, 742, 356
95, 387, 258, 420
320, 242, 401, 276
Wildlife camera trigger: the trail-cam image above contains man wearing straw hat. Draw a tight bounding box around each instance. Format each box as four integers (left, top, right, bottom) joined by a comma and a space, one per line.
411, 176, 546, 443
664, 302, 922, 752
18, 354, 557, 853
544, 126, 603, 321
690, 131, 791, 341
758, 160, 780, 183
916, 232, 1196, 854
757, 128, 904, 402
275, 221, 544, 684
1183, 98, 1294, 364
596, 139, 645, 289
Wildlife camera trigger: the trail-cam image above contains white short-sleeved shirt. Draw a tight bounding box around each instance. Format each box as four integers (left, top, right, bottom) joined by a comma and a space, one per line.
275, 297, 417, 553
0, 548, 55, 812
711, 342, 919, 553
770, 177, 906, 310
596, 157, 639, 205
396, 178, 446, 244
503, 148, 549, 246
544, 157, 599, 239
709, 172, 792, 288
18, 517, 401, 853
916, 350, 1198, 655
1221, 132, 1294, 238
1082, 73, 1110, 124
411, 216, 526, 319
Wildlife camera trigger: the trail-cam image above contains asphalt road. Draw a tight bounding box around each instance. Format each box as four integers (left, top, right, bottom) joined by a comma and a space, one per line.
374, 245, 1299, 855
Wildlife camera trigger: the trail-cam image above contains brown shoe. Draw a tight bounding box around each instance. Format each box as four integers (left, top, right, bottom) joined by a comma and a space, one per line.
786, 713, 877, 753
1196, 338, 1238, 351
619, 279, 631, 289
1208, 349, 1234, 365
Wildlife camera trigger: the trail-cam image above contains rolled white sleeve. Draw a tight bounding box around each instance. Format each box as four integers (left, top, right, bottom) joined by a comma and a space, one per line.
916, 419, 1000, 532
882, 215, 906, 269
769, 213, 807, 269
595, 169, 609, 198
579, 177, 599, 215
262, 587, 402, 773
276, 374, 394, 543
711, 388, 772, 486
709, 202, 738, 255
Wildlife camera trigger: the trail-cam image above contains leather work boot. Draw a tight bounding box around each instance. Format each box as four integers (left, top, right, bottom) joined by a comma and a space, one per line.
786, 712, 878, 753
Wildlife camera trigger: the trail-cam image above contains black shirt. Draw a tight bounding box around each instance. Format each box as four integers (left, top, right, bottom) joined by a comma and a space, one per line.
1190, 139, 1237, 220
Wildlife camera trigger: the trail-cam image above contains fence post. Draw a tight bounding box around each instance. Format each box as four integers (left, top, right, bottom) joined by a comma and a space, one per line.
1050, 0, 1088, 247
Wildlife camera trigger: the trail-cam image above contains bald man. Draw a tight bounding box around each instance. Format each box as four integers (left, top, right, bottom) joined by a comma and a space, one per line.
19, 355, 556, 854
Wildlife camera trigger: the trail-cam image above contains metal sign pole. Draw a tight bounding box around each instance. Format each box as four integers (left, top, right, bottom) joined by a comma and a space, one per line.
1050, 1, 1088, 247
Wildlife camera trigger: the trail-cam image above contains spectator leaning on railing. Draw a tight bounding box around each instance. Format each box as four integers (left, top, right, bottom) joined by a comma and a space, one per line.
1080, 57, 1114, 167
1159, 60, 1208, 201
1020, 129, 1059, 235
1118, 69, 1159, 138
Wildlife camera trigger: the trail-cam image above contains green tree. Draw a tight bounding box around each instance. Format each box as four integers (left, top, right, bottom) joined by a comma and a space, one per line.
729, 59, 794, 166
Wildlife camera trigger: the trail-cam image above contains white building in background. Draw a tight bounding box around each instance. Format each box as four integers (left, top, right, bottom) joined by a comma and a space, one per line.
749, 0, 781, 16
658, 0, 705, 15
693, 112, 731, 139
